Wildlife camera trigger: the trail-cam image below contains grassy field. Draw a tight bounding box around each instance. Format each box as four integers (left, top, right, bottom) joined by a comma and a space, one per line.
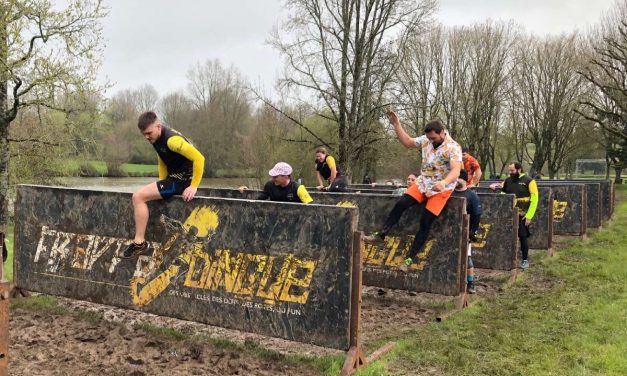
5, 186, 626, 375
63, 160, 158, 176
350, 185, 627, 376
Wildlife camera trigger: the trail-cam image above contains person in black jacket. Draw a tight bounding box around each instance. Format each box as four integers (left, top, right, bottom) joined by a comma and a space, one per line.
452, 170, 482, 294
489, 161, 539, 269
239, 162, 313, 204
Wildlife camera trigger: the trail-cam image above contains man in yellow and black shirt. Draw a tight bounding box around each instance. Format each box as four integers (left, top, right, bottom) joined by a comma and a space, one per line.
123, 111, 205, 259
490, 161, 538, 269
239, 162, 313, 204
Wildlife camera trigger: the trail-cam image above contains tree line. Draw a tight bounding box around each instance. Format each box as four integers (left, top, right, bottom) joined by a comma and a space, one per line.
1, 0, 626, 234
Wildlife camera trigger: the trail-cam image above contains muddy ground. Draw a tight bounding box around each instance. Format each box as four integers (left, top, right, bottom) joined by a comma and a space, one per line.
9, 268, 512, 375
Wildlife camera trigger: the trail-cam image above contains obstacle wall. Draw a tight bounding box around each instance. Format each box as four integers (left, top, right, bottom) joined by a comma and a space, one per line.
473, 186, 554, 250
14, 185, 359, 350
470, 194, 518, 270
554, 180, 613, 222
198, 188, 467, 296
536, 183, 587, 236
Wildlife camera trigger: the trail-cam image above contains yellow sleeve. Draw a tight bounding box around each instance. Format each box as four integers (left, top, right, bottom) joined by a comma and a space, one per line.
157, 156, 167, 180
297, 185, 313, 204
326, 156, 336, 169
526, 180, 539, 220
166, 135, 205, 188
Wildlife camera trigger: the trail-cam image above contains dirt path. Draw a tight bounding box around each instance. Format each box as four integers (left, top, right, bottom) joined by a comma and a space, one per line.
9, 305, 322, 376
8, 268, 512, 375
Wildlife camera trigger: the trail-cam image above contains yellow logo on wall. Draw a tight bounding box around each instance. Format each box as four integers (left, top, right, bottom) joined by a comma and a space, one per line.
34, 206, 318, 309
336, 200, 357, 208
471, 223, 492, 248
553, 200, 568, 220
364, 235, 434, 271
129, 206, 317, 307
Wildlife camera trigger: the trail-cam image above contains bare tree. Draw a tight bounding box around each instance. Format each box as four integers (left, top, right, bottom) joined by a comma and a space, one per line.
184, 59, 252, 174
268, 0, 437, 178
577, 1, 627, 182
0, 0, 107, 232
393, 24, 445, 133
510, 34, 590, 178
158, 91, 193, 127
135, 84, 159, 113
394, 21, 515, 176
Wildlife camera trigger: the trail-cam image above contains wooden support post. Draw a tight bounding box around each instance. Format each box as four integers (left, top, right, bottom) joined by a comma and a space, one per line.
341, 232, 395, 376
437, 215, 469, 321
0, 233, 9, 376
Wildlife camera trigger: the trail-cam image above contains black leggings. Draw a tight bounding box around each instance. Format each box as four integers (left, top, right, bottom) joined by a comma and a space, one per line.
380, 194, 439, 259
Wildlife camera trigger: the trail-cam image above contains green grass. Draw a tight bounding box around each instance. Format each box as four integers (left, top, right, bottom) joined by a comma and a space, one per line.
3, 223, 13, 280
62, 160, 158, 176
354, 184, 627, 376
10, 294, 67, 315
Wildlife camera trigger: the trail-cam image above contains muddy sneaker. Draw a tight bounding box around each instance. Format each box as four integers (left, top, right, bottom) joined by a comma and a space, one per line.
467, 282, 476, 294
520, 259, 529, 269
363, 232, 385, 245
122, 241, 149, 259
399, 257, 413, 272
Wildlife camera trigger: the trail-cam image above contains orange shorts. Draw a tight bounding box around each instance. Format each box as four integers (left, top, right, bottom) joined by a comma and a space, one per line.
405, 184, 453, 216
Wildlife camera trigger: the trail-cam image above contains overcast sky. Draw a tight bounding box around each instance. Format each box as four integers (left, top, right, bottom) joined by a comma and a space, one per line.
98, 0, 619, 97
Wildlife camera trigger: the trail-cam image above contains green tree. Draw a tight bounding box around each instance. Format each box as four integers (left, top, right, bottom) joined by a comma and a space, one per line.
0, 0, 107, 232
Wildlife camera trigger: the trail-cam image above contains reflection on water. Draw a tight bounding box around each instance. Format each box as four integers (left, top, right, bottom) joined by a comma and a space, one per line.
57, 177, 261, 192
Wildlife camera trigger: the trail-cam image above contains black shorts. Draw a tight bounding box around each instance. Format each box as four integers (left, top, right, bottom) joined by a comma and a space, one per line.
157, 178, 191, 199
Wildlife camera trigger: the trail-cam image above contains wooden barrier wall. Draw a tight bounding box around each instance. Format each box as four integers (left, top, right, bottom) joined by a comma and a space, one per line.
14, 185, 359, 350
198, 188, 468, 296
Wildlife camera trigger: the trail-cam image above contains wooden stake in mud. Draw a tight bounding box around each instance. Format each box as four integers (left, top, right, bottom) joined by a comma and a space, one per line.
341, 232, 395, 376
437, 214, 469, 321
0, 232, 10, 376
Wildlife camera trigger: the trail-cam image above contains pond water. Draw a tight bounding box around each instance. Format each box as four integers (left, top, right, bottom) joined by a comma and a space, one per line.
56, 177, 262, 192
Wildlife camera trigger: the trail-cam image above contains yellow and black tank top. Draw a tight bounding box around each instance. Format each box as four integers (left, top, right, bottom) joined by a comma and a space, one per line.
258, 181, 313, 203
315, 155, 341, 181
502, 174, 538, 219
153, 126, 194, 180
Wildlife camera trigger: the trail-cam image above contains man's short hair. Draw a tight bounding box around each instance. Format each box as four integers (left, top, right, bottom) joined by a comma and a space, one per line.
315, 147, 328, 155
423, 119, 445, 134
459, 169, 469, 182
462, 147, 470, 153
510, 161, 524, 172
138, 111, 158, 131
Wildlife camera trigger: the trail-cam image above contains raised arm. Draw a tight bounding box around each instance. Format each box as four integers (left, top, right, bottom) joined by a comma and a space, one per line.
387, 111, 418, 149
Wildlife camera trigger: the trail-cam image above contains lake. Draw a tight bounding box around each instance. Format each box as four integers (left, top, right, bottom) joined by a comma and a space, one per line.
57, 177, 263, 192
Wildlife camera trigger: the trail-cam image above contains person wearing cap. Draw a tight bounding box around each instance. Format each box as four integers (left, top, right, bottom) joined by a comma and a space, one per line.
239, 162, 313, 203
452, 170, 482, 294
462, 147, 482, 187
364, 111, 462, 272
314, 147, 347, 192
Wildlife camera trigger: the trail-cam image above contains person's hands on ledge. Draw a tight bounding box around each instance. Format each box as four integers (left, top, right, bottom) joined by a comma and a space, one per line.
182, 186, 197, 202
238, 186, 248, 193
489, 182, 503, 190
